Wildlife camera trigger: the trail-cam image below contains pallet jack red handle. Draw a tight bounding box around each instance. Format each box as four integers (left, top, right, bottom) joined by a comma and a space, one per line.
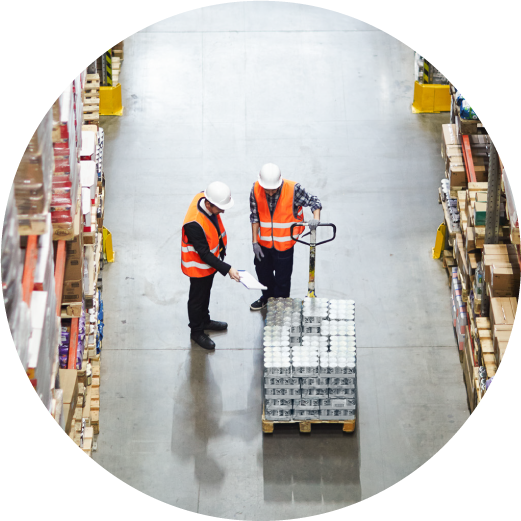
290, 222, 336, 246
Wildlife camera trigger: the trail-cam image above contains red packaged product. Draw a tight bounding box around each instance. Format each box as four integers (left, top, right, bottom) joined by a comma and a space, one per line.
51, 210, 72, 223
54, 158, 71, 174
50, 197, 72, 212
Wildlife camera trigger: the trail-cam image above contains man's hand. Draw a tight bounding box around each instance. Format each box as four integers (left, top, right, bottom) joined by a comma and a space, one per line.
228, 267, 241, 282
308, 219, 320, 231
253, 243, 264, 262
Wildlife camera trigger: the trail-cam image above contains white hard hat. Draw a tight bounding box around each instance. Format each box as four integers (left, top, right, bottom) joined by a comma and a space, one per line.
204, 181, 234, 210
258, 163, 282, 190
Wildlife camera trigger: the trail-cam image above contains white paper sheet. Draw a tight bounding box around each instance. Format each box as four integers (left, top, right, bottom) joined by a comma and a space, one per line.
238, 270, 267, 290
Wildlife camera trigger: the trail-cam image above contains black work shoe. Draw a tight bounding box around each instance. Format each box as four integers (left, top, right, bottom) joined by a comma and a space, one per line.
250, 298, 267, 311
203, 320, 228, 331
190, 332, 216, 350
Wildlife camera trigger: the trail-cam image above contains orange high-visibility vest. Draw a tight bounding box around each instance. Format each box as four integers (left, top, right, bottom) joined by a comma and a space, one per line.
181, 193, 227, 277
254, 180, 304, 251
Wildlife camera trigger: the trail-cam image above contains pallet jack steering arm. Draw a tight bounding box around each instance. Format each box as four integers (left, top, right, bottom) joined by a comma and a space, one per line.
290, 222, 337, 298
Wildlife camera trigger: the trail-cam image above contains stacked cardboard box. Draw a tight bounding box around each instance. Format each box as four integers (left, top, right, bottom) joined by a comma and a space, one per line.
483, 244, 520, 299
62, 233, 84, 304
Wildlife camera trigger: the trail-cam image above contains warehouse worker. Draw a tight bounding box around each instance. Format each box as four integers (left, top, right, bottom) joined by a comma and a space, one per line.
182, 181, 241, 350
250, 163, 322, 311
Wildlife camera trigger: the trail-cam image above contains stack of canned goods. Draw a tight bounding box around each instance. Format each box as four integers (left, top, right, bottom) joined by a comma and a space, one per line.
263, 297, 357, 422
302, 297, 328, 335
328, 299, 355, 320
265, 297, 303, 347
264, 298, 302, 420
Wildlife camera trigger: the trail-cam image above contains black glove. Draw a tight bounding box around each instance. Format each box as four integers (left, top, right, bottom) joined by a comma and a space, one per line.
253, 243, 264, 262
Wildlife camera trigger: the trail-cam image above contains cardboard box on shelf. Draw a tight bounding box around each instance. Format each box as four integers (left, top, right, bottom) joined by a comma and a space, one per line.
457, 191, 467, 212
484, 257, 517, 284
468, 182, 488, 190
466, 227, 476, 252
91, 410, 99, 435
64, 253, 83, 281
475, 192, 488, 203
483, 244, 519, 257
476, 317, 491, 331
449, 163, 467, 189
65, 232, 83, 257
474, 201, 487, 226
83, 386, 92, 421
478, 328, 492, 342
445, 146, 462, 171
468, 157, 487, 180
62, 279, 83, 302
480, 338, 494, 356
490, 297, 521, 338
442, 124, 459, 160
494, 325, 512, 365
490, 265, 520, 298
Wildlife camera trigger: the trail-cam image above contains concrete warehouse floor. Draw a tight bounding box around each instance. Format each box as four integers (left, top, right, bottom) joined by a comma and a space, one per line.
94, 2, 469, 519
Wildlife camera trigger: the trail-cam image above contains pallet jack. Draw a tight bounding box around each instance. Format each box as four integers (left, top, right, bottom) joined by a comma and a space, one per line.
290, 222, 337, 297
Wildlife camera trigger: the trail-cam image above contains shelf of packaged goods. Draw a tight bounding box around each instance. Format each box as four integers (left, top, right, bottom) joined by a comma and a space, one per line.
502, 168, 520, 261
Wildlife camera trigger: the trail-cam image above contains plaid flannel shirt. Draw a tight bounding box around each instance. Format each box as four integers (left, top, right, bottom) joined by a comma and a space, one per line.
249, 181, 322, 223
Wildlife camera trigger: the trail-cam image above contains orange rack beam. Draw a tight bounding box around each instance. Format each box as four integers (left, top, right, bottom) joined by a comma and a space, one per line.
22, 235, 38, 304
54, 240, 66, 316
461, 135, 477, 183
68, 317, 79, 369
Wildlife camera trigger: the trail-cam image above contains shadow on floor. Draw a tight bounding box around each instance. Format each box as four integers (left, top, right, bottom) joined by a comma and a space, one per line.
262, 421, 361, 506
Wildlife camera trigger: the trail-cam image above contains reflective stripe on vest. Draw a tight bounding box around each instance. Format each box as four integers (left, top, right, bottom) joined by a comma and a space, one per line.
181, 193, 227, 277
254, 180, 304, 251
181, 260, 212, 270
181, 244, 219, 254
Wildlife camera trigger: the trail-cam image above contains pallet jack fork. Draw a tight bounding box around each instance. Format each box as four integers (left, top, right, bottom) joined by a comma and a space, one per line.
290, 222, 336, 298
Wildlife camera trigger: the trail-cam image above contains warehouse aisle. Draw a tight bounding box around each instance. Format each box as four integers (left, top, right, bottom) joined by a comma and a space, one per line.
94, 3, 469, 518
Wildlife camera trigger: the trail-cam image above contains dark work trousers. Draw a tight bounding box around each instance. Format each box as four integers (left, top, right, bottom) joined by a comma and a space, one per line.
254, 245, 294, 301
188, 273, 215, 334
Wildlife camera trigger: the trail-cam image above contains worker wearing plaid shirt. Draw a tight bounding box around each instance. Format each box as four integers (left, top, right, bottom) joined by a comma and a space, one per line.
249, 163, 322, 311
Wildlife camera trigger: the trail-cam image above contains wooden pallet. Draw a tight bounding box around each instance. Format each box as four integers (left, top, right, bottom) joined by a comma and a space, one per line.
262, 408, 356, 434
85, 74, 100, 91
85, 92, 99, 102
84, 97, 99, 106
18, 213, 49, 236
85, 85, 100, 100
83, 106, 99, 123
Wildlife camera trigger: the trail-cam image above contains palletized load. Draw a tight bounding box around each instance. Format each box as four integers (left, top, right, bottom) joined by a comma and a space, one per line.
262, 296, 357, 423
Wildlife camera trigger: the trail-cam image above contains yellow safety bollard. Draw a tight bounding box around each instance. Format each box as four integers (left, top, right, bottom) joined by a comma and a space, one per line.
99, 83, 124, 116
103, 226, 115, 263
412, 81, 451, 114
432, 222, 446, 259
